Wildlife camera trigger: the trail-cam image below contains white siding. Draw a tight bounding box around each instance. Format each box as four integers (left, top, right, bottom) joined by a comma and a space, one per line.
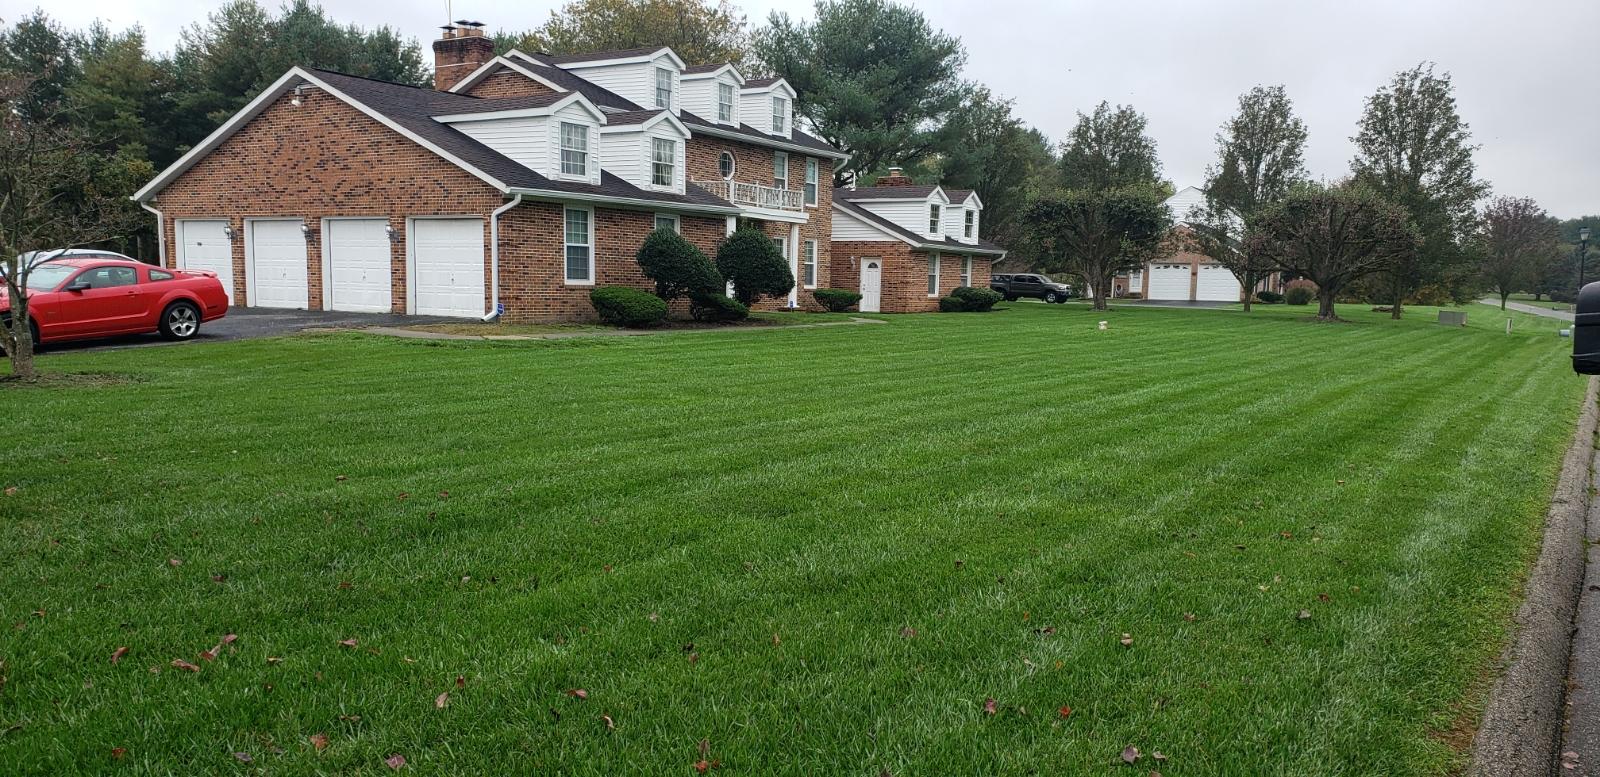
682, 73, 739, 124
600, 130, 643, 186
453, 115, 549, 174
831, 208, 900, 242
561, 53, 680, 113
858, 199, 939, 239
545, 103, 601, 185
740, 84, 794, 137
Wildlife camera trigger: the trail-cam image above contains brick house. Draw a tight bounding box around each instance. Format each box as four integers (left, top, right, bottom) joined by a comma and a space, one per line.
132, 24, 848, 322
1112, 186, 1283, 302
830, 169, 1007, 313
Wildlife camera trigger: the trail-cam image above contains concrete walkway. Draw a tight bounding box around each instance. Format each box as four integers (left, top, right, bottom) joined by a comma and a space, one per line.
1481, 298, 1574, 321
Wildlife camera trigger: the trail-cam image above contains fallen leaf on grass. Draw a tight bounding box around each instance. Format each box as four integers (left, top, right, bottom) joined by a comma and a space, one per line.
210, 574, 226, 583
3, 487, 16, 496
602, 714, 615, 730
335, 475, 347, 482
1120, 633, 1134, 647
1182, 613, 1197, 622
900, 626, 917, 638
232, 752, 252, 763
435, 692, 449, 709
222, 634, 238, 645
111, 647, 128, 664
338, 638, 358, 648
309, 733, 329, 752
1317, 592, 1331, 602
1153, 752, 1168, 762
1296, 609, 1312, 621
567, 689, 588, 700
337, 581, 352, 590
771, 633, 781, 646
111, 747, 126, 760
1058, 705, 1073, 718
266, 656, 283, 665
983, 698, 997, 716
168, 558, 183, 567
199, 646, 219, 662
170, 659, 199, 672
385, 753, 406, 769
687, 652, 700, 664
1121, 745, 1141, 764
455, 675, 465, 689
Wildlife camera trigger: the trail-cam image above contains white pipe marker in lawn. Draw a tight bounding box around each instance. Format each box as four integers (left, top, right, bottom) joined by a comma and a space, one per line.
1099, 320, 1108, 330
1507, 318, 1512, 334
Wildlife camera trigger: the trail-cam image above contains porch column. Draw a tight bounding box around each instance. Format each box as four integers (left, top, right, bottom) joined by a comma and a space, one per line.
787, 222, 801, 308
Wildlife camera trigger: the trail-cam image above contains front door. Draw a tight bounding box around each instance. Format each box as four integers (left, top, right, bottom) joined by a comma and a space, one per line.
860, 258, 882, 313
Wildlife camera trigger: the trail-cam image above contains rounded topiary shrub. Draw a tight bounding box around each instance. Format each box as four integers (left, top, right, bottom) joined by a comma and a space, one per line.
1285, 285, 1315, 306
812, 288, 862, 312
950, 286, 1003, 312
637, 228, 722, 301
1254, 289, 1283, 304
590, 286, 667, 328
716, 227, 794, 306
938, 296, 965, 312
689, 292, 749, 323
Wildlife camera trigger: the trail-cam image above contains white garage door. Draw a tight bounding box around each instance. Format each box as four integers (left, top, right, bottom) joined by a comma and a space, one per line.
411, 218, 485, 318
247, 220, 308, 309
326, 219, 393, 313
1147, 264, 1191, 300
1195, 264, 1241, 302
177, 220, 235, 304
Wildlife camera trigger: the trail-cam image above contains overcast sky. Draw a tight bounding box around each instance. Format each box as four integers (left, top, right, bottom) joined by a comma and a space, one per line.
8, 0, 1597, 217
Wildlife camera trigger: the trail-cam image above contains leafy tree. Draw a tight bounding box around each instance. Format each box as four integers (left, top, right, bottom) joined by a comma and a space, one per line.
1191, 85, 1308, 312
636, 227, 722, 300
0, 76, 147, 380
495, 0, 748, 64
752, 0, 966, 185
1245, 184, 1420, 321
1478, 196, 1559, 309
1351, 63, 1490, 319
716, 227, 792, 305
1058, 101, 1163, 192
1024, 186, 1173, 311
0, 12, 80, 122
934, 86, 1057, 264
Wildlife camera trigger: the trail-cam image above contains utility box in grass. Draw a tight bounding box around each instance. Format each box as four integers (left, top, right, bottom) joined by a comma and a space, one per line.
1438, 310, 1467, 327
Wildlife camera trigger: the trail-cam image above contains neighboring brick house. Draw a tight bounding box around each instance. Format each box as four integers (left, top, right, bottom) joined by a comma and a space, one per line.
830, 170, 1006, 313
132, 24, 848, 321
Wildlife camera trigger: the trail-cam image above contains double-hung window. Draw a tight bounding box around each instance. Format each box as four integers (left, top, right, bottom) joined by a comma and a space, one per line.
717, 82, 734, 123
773, 151, 788, 190
929, 204, 941, 235
654, 214, 679, 233
802, 240, 817, 288
927, 253, 940, 296
564, 208, 592, 284
655, 67, 673, 109
960, 256, 972, 287
804, 158, 818, 206
771, 96, 786, 134
964, 209, 975, 238
652, 138, 676, 187
559, 122, 588, 177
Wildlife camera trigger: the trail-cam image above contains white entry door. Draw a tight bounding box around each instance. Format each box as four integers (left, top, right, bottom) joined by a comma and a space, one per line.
177, 220, 234, 304
1195, 264, 1242, 302
860, 258, 882, 313
1147, 264, 1191, 300
326, 219, 393, 313
411, 218, 485, 318
247, 220, 308, 309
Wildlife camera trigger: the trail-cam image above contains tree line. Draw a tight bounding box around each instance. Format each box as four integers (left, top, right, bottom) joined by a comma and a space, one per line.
0, 0, 1592, 319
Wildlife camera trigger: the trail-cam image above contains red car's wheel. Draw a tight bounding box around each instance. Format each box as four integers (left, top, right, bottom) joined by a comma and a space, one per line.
158, 301, 201, 340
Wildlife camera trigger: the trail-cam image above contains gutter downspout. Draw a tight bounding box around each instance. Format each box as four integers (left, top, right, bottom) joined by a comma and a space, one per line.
486, 194, 522, 321
138, 201, 166, 268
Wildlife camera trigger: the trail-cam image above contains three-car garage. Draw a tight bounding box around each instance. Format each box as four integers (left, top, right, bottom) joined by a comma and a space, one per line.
172, 216, 488, 317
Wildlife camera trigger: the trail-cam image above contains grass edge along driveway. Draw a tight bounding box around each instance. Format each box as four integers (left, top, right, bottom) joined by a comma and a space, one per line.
0, 302, 1584, 775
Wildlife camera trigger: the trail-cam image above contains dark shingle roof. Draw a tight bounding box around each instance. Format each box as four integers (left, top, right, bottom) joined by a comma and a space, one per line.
677, 110, 844, 157
602, 109, 668, 126
838, 185, 940, 201
682, 63, 727, 75
433, 91, 569, 114
834, 199, 1005, 255
743, 77, 782, 88
542, 47, 665, 65
507, 53, 643, 111
307, 69, 732, 211
945, 189, 976, 202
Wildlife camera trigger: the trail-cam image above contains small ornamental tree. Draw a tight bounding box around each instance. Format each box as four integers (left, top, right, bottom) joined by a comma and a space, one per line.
1478, 196, 1558, 310
636, 227, 722, 301
1024, 185, 1173, 311
716, 227, 793, 306
1245, 184, 1420, 321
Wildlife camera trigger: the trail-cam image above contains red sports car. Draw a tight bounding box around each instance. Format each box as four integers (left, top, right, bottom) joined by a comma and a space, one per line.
2, 252, 230, 348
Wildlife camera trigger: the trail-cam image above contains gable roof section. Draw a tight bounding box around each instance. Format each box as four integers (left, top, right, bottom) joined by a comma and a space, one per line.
833, 199, 1006, 256
446, 56, 571, 96
507, 51, 643, 110
839, 185, 942, 201
678, 110, 847, 159
682, 63, 744, 82
135, 67, 738, 215
544, 46, 686, 69
431, 90, 606, 123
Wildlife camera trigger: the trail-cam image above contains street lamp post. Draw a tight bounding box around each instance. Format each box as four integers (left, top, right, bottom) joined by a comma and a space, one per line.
1580, 227, 1592, 291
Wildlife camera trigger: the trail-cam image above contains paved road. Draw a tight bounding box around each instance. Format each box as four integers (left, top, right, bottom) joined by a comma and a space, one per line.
1482, 298, 1574, 321
38, 307, 454, 355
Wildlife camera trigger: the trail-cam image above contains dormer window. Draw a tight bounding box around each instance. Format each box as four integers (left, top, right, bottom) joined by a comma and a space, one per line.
964, 209, 975, 238
771, 96, 787, 134
559, 122, 589, 176
652, 137, 676, 187
655, 67, 673, 109
717, 82, 734, 123
929, 203, 941, 235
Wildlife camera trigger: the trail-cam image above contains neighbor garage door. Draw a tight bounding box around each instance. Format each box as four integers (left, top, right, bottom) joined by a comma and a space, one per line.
1147, 264, 1190, 300
1195, 264, 1241, 302
411, 219, 485, 317
325, 219, 393, 313
177, 220, 235, 304
247, 220, 308, 309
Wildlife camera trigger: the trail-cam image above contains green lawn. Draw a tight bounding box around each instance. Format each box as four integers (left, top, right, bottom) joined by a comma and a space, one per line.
0, 303, 1584, 775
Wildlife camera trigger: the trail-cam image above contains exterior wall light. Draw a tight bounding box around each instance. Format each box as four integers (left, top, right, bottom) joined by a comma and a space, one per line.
385, 224, 398, 243
222, 224, 237, 241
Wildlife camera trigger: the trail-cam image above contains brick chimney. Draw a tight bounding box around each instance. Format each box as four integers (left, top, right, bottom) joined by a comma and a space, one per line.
433, 23, 494, 91
875, 166, 915, 187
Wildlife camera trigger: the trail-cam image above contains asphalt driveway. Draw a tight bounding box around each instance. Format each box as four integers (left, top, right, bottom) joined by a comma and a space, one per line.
38, 307, 455, 355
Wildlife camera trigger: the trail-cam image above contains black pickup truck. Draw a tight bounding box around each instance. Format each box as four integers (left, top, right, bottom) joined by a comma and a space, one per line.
991, 273, 1074, 303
